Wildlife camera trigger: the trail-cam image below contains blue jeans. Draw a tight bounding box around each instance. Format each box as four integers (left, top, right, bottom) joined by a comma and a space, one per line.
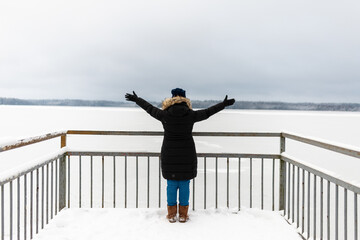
167, 180, 190, 206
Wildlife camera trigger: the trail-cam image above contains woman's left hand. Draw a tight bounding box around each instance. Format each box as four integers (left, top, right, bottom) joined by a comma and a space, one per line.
223, 95, 235, 106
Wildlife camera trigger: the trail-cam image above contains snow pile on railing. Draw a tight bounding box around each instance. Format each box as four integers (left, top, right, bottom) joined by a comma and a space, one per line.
0, 148, 67, 185
0, 130, 66, 152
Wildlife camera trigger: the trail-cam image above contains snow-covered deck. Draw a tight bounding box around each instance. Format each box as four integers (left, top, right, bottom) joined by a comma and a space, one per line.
33, 208, 302, 240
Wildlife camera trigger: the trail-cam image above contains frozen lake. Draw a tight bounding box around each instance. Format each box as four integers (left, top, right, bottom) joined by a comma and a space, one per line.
1, 105, 360, 184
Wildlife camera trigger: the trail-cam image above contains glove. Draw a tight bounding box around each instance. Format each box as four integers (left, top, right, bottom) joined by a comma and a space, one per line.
125, 91, 138, 102
223, 95, 235, 106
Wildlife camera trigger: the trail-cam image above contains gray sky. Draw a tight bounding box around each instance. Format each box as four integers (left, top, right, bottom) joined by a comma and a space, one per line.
1, 0, 360, 103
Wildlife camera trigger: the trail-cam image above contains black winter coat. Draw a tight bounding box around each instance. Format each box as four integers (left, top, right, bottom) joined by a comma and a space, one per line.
135, 97, 225, 180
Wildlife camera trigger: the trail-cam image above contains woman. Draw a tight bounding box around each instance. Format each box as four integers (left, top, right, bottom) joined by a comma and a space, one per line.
125, 88, 235, 223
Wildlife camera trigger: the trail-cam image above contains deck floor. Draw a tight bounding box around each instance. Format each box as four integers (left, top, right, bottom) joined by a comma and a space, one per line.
32, 208, 302, 240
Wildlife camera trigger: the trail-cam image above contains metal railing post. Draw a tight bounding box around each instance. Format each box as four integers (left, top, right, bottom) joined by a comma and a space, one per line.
59, 135, 67, 211
279, 134, 286, 213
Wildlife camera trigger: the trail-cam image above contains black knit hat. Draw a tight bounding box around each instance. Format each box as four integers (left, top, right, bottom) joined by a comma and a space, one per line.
171, 88, 186, 98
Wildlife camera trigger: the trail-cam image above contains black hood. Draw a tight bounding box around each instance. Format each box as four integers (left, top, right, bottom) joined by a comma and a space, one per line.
167, 102, 190, 117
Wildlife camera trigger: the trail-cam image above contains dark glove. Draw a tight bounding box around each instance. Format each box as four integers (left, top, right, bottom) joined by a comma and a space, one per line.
125, 91, 138, 102
223, 95, 235, 106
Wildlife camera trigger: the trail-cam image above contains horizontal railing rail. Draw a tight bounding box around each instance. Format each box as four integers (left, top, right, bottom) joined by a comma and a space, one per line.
67, 151, 280, 159
282, 132, 360, 159
66, 130, 281, 137
2, 130, 360, 159
0, 131, 66, 153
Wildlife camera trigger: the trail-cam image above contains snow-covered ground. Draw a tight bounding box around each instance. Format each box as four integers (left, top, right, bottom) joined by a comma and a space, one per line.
33, 208, 302, 240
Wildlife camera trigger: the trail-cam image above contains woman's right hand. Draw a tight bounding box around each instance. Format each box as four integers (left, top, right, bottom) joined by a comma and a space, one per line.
125, 91, 138, 102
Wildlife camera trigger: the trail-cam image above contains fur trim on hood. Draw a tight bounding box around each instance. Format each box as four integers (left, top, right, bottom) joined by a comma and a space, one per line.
162, 96, 192, 110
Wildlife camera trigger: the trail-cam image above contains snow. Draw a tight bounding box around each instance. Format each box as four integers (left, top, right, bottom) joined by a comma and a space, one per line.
0, 137, 18, 147
33, 208, 302, 240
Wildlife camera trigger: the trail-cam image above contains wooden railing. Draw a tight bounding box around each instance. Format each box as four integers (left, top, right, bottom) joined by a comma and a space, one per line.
0, 130, 359, 240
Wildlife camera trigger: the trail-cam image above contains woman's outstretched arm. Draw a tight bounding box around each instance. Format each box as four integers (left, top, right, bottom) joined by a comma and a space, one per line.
125, 91, 164, 121
194, 95, 235, 122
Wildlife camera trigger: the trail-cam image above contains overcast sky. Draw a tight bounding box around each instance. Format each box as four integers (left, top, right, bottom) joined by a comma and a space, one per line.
1, 0, 359, 103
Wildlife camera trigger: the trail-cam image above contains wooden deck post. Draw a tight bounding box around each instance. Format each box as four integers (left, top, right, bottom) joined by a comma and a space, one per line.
279, 134, 286, 213
59, 135, 67, 211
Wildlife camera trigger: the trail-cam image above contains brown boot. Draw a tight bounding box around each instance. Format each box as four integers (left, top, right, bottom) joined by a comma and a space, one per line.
178, 205, 189, 223
166, 205, 177, 223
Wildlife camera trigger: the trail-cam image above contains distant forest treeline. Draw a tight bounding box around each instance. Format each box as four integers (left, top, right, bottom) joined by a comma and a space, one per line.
1, 97, 360, 112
